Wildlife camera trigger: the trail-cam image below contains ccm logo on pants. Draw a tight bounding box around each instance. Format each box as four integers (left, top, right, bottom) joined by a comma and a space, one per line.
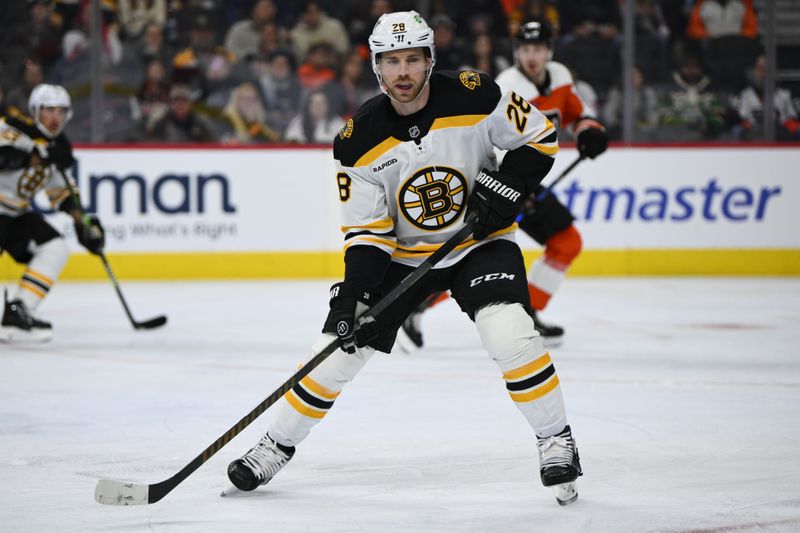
470, 272, 516, 287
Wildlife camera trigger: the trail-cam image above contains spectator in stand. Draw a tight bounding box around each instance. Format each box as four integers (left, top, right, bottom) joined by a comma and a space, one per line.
283, 89, 344, 143
445, 0, 509, 39
137, 22, 172, 65
655, 54, 736, 140
555, 2, 622, 100
290, 1, 350, 63
603, 66, 659, 140
60, 0, 122, 66
118, 0, 167, 39
222, 81, 279, 143
734, 55, 800, 141
461, 33, 510, 79
345, 0, 393, 47
297, 42, 338, 91
322, 50, 379, 118
6, 59, 45, 112
137, 58, 170, 127
633, 0, 669, 84
224, 0, 279, 61
5, 0, 63, 71
172, 11, 236, 97
686, 0, 758, 41
256, 49, 302, 136
145, 83, 216, 142
430, 14, 465, 71
254, 20, 291, 61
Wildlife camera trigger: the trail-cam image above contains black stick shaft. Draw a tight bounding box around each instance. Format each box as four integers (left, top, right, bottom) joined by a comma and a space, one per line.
534, 155, 585, 200
144, 218, 476, 503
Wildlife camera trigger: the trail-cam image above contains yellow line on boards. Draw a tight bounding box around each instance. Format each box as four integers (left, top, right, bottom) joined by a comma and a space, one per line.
1, 249, 799, 280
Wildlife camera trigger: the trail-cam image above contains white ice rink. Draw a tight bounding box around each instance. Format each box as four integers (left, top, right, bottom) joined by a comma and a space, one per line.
1, 277, 799, 532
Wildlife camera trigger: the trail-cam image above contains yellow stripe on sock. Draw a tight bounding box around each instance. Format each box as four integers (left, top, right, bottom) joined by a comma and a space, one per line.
285, 390, 327, 419
25, 268, 54, 286
19, 281, 46, 298
502, 353, 551, 381
509, 375, 560, 403
299, 375, 340, 400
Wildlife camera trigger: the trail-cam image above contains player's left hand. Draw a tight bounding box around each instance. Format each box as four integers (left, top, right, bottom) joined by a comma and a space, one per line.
75, 215, 105, 255
325, 281, 379, 353
576, 123, 608, 159
467, 168, 524, 240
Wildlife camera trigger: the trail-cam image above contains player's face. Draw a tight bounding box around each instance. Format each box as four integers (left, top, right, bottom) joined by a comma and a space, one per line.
39, 106, 67, 135
378, 48, 431, 102
517, 43, 549, 78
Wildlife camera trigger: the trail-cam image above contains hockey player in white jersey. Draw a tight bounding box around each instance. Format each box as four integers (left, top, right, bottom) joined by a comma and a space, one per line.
400, 19, 608, 349
228, 11, 582, 505
0, 84, 105, 342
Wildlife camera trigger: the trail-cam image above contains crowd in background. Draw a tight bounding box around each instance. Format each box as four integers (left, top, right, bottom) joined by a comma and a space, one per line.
0, 0, 797, 144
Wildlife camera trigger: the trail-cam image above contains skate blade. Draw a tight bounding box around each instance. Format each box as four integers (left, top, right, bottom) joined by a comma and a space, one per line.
220, 484, 236, 497
551, 481, 578, 506
0, 326, 52, 344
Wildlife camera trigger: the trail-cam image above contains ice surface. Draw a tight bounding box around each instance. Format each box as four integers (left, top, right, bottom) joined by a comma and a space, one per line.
1, 278, 799, 532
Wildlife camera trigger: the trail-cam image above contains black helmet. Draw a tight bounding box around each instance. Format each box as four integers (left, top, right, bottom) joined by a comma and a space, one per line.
515, 19, 553, 48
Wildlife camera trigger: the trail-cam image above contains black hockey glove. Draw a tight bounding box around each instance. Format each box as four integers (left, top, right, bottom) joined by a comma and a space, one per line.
467, 168, 525, 240
75, 215, 105, 255
576, 123, 608, 159
324, 281, 379, 353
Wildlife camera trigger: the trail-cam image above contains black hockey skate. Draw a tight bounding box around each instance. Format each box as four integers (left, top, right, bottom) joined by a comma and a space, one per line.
227, 434, 295, 491
537, 425, 582, 506
0, 292, 52, 343
397, 308, 424, 352
529, 309, 564, 348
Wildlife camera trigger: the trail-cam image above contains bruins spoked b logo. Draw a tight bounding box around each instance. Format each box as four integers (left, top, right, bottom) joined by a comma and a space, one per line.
399, 166, 466, 230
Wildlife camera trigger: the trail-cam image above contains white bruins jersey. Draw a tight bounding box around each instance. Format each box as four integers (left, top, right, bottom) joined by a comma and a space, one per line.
0, 116, 73, 216
333, 70, 558, 269
495, 61, 596, 133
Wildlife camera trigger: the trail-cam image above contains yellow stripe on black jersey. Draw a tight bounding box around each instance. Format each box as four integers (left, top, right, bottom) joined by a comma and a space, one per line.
334, 71, 502, 169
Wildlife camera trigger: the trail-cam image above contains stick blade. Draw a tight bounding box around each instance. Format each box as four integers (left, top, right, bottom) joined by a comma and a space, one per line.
95, 479, 150, 505
135, 315, 168, 330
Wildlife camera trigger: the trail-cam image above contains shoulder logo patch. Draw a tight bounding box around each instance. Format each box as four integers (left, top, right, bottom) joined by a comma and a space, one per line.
459, 70, 481, 90
339, 118, 354, 139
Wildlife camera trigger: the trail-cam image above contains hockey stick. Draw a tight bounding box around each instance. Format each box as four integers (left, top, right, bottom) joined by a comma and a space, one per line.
94, 216, 477, 505
58, 170, 167, 330
516, 155, 584, 223
534, 154, 584, 201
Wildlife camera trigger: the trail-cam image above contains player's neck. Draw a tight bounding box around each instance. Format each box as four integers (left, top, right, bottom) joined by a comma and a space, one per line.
521, 66, 548, 88
389, 83, 431, 116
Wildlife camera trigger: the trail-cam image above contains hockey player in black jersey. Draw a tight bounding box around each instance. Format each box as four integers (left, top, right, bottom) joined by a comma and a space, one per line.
228, 11, 582, 505
0, 84, 104, 342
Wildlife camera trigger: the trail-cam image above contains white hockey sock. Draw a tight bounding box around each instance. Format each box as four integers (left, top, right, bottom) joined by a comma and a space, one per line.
13, 238, 69, 312
527, 257, 567, 311
476, 303, 568, 438
269, 333, 375, 447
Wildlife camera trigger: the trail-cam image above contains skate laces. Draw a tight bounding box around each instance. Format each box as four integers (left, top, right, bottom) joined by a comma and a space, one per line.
241, 436, 291, 483
537, 432, 574, 468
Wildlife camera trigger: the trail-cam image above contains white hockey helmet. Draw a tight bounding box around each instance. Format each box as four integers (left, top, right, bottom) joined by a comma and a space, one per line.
368, 11, 436, 97
28, 83, 73, 137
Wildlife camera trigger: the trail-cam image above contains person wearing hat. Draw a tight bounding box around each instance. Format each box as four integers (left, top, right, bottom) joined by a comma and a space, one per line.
144, 83, 215, 142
